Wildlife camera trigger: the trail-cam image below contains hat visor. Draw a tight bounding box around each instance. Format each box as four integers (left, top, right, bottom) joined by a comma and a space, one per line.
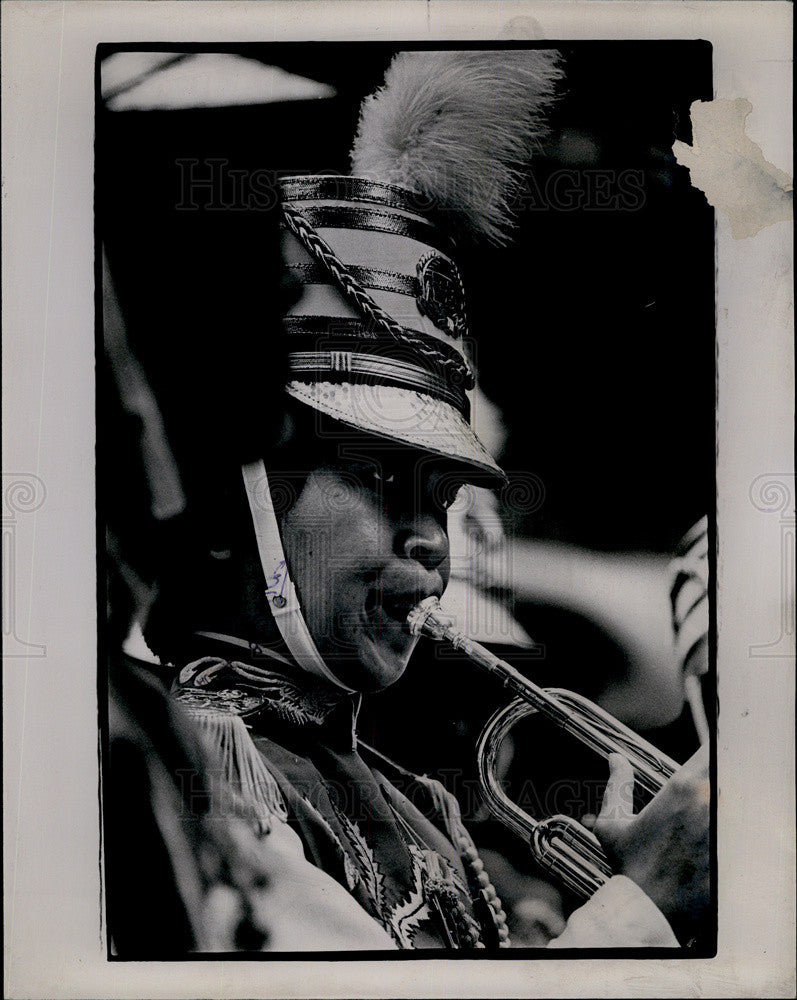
286, 380, 507, 486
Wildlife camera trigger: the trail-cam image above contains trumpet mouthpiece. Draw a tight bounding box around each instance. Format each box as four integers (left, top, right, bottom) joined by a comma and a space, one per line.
406, 596, 455, 639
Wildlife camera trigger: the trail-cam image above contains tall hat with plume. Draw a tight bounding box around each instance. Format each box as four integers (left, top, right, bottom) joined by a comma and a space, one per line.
278, 50, 561, 479
243, 50, 562, 690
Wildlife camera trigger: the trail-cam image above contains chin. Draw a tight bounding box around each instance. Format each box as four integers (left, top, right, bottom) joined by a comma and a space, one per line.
326, 634, 415, 693
360, 645, 411, 692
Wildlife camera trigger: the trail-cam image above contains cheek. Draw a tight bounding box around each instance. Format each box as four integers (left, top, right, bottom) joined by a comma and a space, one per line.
280, 481, 385, 618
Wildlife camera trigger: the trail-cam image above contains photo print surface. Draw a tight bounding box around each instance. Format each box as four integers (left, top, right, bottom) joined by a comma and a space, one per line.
97, 40, 716, 958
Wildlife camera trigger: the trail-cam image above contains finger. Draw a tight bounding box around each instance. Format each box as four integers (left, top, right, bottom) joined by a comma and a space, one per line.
680, 742, 710, 779
599, 753, 635, 823
680, 744, 711, 810
684, 674, 710, 745
636, 743, 710, 824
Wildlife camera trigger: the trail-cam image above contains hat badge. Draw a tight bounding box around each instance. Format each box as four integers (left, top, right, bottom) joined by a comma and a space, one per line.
416, 252, 467, 340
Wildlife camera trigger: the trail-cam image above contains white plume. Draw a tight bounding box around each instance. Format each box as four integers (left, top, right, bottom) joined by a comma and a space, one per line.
350, 50, 563, 246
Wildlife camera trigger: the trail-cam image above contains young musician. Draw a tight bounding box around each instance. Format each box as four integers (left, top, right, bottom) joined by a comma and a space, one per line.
145, 50, 710, 950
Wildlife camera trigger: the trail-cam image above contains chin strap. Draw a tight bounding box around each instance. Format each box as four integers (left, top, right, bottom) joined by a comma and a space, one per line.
241, 459, 355, 693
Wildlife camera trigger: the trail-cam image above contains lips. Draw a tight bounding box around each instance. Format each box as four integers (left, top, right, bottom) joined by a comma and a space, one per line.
381, 594, 423, 624
366, 589, 440, 629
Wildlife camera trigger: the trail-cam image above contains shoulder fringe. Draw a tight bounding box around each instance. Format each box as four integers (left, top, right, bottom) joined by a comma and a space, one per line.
193, 711, 288, 835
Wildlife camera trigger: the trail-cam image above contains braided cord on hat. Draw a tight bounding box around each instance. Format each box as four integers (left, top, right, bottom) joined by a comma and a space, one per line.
281, 204, 475, 390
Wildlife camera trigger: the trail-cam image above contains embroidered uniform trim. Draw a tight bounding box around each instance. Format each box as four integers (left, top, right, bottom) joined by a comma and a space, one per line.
173, 656, 342, 726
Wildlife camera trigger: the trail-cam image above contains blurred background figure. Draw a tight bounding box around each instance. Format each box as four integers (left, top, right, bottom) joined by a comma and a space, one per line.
670, 516, 711, 745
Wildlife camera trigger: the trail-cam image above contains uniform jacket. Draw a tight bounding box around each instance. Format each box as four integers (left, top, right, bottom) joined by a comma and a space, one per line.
171, 635, 679, 950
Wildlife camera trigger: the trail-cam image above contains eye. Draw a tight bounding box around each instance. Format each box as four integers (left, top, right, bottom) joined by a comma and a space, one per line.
442, 483, 464, 508
344, 462, 396, 492
430, 473, 466, 510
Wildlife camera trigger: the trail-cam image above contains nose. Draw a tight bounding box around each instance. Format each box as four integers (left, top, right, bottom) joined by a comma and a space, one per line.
395, 514, 449, 571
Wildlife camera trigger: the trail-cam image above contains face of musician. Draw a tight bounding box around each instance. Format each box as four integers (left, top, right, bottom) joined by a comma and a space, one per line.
277, 436, 461, 692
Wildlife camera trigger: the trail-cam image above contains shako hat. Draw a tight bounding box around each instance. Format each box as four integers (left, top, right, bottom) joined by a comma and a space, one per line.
277, 50, 562, 484
279, 174, 497, 477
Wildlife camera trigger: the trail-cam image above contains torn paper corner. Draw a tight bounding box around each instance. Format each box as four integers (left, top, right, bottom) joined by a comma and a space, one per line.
673, 98, 793, 240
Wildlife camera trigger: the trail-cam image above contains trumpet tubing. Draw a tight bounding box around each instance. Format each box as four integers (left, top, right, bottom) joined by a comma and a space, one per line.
407, 596, 680, 900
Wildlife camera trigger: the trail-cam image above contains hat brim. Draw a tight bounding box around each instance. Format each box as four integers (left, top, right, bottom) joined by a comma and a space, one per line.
286, 380, 507, 486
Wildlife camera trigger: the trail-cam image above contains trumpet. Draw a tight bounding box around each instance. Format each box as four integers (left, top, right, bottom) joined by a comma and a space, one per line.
407, 596, 679, 900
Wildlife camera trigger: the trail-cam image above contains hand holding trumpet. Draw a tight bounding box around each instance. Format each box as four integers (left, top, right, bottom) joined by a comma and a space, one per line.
595, 744, 710, 941
409, 595, 711, 939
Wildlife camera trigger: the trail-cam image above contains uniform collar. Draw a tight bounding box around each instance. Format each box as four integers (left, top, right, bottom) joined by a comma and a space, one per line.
170, 630, 361, 747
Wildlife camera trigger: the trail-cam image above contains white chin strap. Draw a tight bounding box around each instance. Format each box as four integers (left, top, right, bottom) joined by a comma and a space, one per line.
241, 459, 355, 693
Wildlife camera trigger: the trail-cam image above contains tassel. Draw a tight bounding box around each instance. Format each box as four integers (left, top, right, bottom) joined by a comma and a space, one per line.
191, 712, 288, 835
422, 850, 458, 906
415, 773, 512, 948
415, 773, 468, 847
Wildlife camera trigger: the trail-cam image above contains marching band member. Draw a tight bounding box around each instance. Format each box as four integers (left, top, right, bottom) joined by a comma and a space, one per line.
142, 50, 710, 950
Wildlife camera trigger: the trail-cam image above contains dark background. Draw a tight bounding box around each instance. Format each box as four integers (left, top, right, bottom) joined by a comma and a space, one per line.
100, 41, 714, 564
